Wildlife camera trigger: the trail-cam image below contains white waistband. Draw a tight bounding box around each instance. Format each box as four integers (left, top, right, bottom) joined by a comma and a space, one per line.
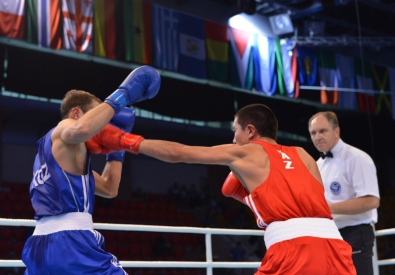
33, 212, 93, 235
264, 218, 343, 250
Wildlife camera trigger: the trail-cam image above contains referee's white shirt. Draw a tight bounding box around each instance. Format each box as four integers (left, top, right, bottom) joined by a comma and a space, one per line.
316, 139, 380, 229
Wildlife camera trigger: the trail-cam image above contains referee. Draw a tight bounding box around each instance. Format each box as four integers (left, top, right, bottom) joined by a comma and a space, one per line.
308, 111, 380, 275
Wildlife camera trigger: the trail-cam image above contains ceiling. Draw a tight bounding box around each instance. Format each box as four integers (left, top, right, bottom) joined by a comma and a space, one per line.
146, 0, 395, 67
206, 0, 395, 67
208, 0, 395, 37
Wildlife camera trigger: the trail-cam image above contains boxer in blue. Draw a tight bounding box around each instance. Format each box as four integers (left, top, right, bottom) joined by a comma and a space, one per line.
22, 66, 161, 275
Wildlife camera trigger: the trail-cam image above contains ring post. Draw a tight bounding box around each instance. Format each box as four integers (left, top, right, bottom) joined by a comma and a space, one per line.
205, 232, 213, 275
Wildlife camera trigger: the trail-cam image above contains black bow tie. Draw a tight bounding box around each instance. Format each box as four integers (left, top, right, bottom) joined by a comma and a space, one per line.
320, 151, 333, 159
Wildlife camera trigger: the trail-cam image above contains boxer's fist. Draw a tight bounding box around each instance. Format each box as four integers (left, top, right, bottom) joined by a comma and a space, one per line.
111, 107, 135, 133
222, 172, 248, 204
105, 66, 161, 113
104, 107, 136, 162
85, 132, 116, 155
86, 124, 144, 155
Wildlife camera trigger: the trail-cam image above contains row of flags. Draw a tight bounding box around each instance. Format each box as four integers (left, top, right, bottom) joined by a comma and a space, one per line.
0, 0, 394, 119
300, 49, 394, 118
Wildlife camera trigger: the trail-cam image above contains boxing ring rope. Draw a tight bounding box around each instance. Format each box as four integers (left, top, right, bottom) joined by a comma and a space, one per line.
1, 218, 394, 275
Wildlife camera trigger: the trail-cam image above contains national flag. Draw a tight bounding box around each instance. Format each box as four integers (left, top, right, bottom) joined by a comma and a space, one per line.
228, 26, 254, 90
253, 34, 276, 96
152, 4, 179, 71
122, 0, 153, 65
93, 0, 116, 59
388, 68, 395, 120
280, 39, 297, 98
0, 0, 25, 39
372, 64, 391, 116
291, 47, 299, 98
274, 39, 298, 98
205, 21, 228, 83
355, 59, 374, 113
317, 50, 339, 105
274, 39, 284, 96
296, 46, 317, 86
178, 12, 206, 79
62, 0, 93, 53
26, 0, 61, 49
335, 54, 356, 109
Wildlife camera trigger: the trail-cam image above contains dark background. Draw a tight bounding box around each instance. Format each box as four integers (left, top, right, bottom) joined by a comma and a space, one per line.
0, 0, 394, 191
0, 41, 394, 193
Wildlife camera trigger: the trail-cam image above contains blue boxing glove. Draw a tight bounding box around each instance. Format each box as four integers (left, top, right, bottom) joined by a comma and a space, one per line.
106, 107, 136, 162
104, 66, 161, 113
110, 107, 135, 133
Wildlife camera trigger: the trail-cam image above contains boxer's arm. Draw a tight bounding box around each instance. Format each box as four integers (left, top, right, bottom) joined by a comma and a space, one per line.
93, 160, 122, 198
90, 109, 136, 197
87, 126, 248, 165
57, 104, 116, 145
138, 140, 243, 166
58, 65, 160, 144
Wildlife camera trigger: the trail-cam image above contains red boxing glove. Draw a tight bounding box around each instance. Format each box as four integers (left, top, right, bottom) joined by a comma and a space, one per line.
86, 124, 144, 155
86, 136, 116, 154
222, 172, 249, 205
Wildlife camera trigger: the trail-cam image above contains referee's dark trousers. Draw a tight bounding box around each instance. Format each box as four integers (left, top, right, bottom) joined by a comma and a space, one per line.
339, 224, 376, 275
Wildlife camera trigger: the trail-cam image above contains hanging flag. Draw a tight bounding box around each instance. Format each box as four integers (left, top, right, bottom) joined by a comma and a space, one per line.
354, 59, 374, 113
0, 0, 25, 39
93, 0, 115, 59
26, 0, 61, 49
122, 0, 152, 65
372, 64, 391, 116
62, 0, 93, 53
294, 46, 319, 102
291, 47, 299, 99
205, 21, 228, 83
253, 34, 276, 96
335, 54, 356, 110
274, 39, 285, 96
178, 12, 206, 79
280, 39, 296, 98
317, 50, 339, 105
274, 39, 298, 98
296, 46, 317, 86
152, 4, 179, 71
388, 68, 395, 120
228, 26, 254, 90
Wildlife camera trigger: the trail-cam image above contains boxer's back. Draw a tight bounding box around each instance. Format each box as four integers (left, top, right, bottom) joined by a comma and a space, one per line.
247, 140, 332, 228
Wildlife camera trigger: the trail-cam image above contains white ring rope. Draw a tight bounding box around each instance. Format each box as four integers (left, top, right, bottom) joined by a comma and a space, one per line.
0, 218, 265, 235
1, 218, 395, 272
0, 260, 263, 268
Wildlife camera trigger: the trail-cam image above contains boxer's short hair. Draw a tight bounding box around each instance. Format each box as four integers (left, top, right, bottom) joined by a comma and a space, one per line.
60, 90, 102, 119
235, 104, 278, 141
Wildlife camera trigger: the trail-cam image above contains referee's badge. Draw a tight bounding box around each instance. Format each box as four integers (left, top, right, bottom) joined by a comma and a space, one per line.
330, 182, 341, 195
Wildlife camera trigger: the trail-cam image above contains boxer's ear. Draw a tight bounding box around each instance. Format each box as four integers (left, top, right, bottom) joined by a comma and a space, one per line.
246, 124, 256, 139
70, 107, 82, 120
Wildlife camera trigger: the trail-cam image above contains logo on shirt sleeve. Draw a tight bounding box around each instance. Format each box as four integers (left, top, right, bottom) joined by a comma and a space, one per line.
330, 182, 341, 195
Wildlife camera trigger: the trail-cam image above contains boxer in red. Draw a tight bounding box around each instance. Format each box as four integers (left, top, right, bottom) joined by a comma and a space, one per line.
88, 103, 356, 275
